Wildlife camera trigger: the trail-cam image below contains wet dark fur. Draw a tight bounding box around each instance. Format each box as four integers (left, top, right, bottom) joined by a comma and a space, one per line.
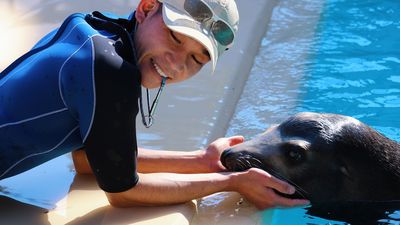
221, 112, 400, 203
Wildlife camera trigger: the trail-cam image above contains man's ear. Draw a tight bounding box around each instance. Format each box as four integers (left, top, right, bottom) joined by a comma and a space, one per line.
135, 0, 161, 23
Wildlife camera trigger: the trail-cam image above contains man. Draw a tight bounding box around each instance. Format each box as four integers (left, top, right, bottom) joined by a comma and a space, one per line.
0, 0, 309, 209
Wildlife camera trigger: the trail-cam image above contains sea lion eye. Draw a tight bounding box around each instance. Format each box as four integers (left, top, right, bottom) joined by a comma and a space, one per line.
289, 149, 303, 161
283, 143, 307, 164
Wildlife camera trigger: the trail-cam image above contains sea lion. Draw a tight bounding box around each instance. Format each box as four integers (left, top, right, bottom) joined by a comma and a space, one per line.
221, 112, 400, 203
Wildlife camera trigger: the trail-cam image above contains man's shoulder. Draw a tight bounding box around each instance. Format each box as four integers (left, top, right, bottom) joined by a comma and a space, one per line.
91, 35, 139, 77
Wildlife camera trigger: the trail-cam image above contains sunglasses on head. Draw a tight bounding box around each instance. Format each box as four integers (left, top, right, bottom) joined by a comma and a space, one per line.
162, 0, 235, 47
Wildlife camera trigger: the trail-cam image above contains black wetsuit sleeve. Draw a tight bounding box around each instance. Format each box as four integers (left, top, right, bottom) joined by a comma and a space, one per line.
84, 36, 141, 193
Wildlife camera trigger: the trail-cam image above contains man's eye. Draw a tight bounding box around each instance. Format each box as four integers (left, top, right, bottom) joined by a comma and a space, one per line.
170, 31, 181, 44
192, 55, 203, 65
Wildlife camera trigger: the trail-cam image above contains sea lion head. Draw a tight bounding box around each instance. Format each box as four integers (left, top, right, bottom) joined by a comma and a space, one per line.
221, 112, 400, 202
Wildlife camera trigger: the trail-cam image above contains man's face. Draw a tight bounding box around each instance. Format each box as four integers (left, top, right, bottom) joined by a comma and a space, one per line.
134, 5, 211, 89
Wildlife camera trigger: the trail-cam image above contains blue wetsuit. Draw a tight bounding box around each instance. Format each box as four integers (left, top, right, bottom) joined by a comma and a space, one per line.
0, 12, 140, 192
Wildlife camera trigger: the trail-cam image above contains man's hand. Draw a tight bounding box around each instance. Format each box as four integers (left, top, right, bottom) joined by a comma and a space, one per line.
201, 135, 245, 172
202, 136, 309, 209
105, 168, 309, 210
229, 168, 310, 209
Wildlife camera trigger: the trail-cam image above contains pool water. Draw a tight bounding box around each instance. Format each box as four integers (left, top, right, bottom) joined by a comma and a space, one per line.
300, 0, 400, 139
226, 0, 400, 224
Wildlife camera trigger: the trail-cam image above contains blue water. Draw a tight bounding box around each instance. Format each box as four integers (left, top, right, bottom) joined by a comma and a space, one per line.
227, 0, 400, 224
299, 0, 400, 141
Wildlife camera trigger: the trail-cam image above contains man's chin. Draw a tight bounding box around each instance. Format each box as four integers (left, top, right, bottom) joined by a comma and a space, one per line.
139, 72, 160, 89
141, 81, 160, 89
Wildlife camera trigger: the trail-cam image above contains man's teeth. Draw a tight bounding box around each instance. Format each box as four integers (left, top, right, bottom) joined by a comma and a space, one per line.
153, 63, 168, 78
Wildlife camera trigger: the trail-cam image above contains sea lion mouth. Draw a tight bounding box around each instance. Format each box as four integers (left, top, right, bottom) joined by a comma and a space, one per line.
221, 150, 309, 200
221, 150, 264, 172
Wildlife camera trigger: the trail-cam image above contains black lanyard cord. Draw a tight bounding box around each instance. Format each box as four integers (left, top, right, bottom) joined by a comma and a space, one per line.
132, 17, 167, 128
140, 77, 167, 128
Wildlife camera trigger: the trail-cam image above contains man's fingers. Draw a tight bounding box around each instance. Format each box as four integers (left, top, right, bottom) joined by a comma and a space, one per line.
247, 168, 298, 197
263, 172, 296, 195
208, 136, 244, 151
270, 192, 310, 208
227, 135, 245, 147
251, 187, 309, 210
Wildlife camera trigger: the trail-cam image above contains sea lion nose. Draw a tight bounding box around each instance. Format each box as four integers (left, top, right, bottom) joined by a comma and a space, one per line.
221, 149, 232, 163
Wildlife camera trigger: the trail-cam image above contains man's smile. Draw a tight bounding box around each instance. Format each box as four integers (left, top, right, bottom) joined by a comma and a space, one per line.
151, 59, 171, 80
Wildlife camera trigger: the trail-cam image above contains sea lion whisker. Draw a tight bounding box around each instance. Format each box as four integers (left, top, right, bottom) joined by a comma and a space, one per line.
240, 155, 267, 171
236, 157, 250, 171
243, 158, 256, 168
249, 159, 265, 170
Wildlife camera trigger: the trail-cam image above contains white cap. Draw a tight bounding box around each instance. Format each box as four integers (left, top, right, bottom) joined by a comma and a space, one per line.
158, 0, 239, 71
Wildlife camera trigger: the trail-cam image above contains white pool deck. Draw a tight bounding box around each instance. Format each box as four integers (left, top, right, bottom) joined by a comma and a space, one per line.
0, 0, 277, 224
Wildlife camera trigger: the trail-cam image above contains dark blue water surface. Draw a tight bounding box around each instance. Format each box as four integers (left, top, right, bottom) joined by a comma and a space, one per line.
227, 0, 400, 224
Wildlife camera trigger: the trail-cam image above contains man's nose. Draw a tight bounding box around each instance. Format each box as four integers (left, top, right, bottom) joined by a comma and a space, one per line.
165, 51, 186, 77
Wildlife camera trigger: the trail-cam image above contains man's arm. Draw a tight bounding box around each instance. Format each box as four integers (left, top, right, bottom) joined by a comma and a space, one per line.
72, 148, 210, 174
105, 169, 309, 210
136, 136, 245, 173
72, 136, 245, 174
72, 136, 309, 209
